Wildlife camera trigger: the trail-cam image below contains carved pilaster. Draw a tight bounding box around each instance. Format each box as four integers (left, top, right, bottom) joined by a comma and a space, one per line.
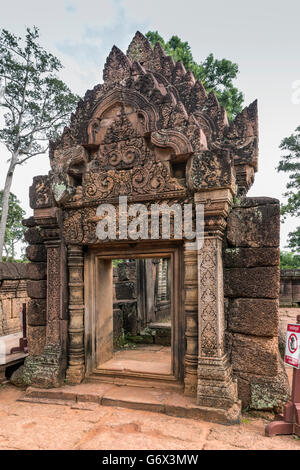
195, 190, 241, 423
65, 245, 85, 384
184, 246, 198, 396
22, 207, 68, 388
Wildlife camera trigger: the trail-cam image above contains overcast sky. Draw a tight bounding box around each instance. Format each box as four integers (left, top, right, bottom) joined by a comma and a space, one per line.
1, 0, 300, 250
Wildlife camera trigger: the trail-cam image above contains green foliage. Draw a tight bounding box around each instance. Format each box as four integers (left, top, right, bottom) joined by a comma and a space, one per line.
146, 31, 244, 120
0, 191, 26, 261
277, 126, 300, 252
280, 251, 300, 269
0, 26, 80, 160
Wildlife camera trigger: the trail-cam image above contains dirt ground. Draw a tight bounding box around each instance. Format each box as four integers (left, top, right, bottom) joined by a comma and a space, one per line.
0, 383, 300, 450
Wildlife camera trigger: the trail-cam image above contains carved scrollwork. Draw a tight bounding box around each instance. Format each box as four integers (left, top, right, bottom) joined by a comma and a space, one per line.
82, 159, 185, 203
63, 210, 83, 244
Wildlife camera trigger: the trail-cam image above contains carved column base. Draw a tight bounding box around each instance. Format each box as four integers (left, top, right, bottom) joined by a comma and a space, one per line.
22, 344, 66, 389
197, 354, 241, 423
65, 364, 85, 385
184, 353, 198, 396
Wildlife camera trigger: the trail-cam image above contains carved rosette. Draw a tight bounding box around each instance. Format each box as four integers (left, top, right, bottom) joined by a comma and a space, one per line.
65, 245, 85, 384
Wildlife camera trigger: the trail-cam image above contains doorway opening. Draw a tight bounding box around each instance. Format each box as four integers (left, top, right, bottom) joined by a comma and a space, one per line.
101, 257, 172, 376
85, 244, 183, 385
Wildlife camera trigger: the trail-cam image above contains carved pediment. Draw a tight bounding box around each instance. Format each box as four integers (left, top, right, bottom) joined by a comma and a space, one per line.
82, 159, 185, 204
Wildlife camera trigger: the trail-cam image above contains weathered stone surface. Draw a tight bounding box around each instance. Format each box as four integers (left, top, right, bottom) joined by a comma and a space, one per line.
191, 149, 234, 191
227, 201, 280, 248
24, 227, 43, 245
27, 263, 47, 281
29, 175, 54, 209
250, 359, 290, 411
10, 365, 31, 387
234, 359, 290, 411
113, 308, 123, 348
224, 247, 280, 268
231, 333, 278, 376
115, 282, 136, 300
237, 197, 279, 208
22, 216, 36, 228
26, 245, 47, 263
227, 298, 278, 337
26, 280, 47, 299
224, 266, 280, 299
153, 326, 171, 346
18, 344, 66, 389
235, 374, 251, 409
117, 261, 136, 282
0, 262, 28, 280
121, 301, 138, 336
27, 299, 46, 326
27, 325, 46, 356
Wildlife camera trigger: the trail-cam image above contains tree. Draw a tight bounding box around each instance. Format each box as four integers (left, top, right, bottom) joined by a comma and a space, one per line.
277, 125, 300, 252
0, 191, 26, 261
280, 251, 300, 269
0, 26, 80, 258
146, 31, 244, 121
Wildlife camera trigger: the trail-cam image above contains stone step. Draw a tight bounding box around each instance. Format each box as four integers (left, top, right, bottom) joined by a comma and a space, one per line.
20, 383, 240, 424
86, 372, 183, 391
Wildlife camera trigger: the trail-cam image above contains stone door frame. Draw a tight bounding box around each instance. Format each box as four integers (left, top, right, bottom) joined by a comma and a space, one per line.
84, 240, 184, 383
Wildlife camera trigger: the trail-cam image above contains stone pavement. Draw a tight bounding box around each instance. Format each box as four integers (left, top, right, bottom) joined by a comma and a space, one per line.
0, 384, 300, 450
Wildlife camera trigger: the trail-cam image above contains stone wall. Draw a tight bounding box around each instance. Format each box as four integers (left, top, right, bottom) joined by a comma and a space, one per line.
280, 270, 300, 307
224, 197, 290, 410
23, 217, 47, 356
0, 263, 29, 336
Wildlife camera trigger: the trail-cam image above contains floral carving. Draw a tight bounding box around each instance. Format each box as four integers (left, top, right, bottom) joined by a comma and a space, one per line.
82, 159, 185, 203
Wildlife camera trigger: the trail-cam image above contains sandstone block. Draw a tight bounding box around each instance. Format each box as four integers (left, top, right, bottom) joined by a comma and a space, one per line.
27, 280, 47, 299
27, 325, 46, 356
115, 282, 136, 300
224, 266, 280, 299
224, 247, 280, 268
27, 263, 47, 280
24, 227, 43, 245
249, 358, 290, 411
117, 261, 136, 281
0, 262, 28, 280
228, 298, 278, 337
29, 175, 53, 209
227, 201, 280, 248
26, 245, 47, 262
231, 333, 278, 376
27, 299, 46, 326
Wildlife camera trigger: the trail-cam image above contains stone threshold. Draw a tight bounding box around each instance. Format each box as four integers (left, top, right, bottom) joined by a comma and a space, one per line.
19, 383, 240, 425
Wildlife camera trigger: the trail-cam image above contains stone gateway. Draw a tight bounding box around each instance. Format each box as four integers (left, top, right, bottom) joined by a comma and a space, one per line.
19, 32, 289, 423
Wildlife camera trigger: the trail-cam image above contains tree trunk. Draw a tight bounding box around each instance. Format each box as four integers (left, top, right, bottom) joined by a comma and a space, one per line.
0, 156, 16, 260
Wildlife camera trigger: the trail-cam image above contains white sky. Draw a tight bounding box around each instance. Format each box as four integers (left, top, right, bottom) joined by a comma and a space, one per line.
0, 0, 300, 251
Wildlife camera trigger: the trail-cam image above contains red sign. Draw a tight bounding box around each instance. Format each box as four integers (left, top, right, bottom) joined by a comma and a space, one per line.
285, 324, 300, 368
